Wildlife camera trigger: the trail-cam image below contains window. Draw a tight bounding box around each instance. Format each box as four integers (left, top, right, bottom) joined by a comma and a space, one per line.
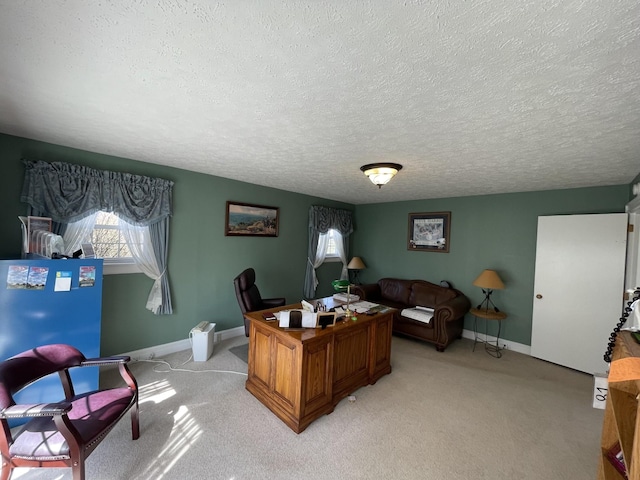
319, 229, 342, 262
74, 212, 142, 274
91, 212, 134, 261
22, 159, 173, 313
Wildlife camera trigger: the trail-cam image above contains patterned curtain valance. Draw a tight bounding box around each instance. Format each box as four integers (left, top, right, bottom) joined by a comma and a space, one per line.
308, 205, 353, 235
21, 159, 173, 226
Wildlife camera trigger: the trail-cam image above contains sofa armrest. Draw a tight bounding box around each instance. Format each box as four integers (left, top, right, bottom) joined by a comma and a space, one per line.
434, 294, 471, 322
350, 283, 380, 301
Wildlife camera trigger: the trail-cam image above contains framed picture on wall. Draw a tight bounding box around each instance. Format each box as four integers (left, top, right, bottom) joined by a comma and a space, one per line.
407, 211, 451, 253
225, 201, 279, 237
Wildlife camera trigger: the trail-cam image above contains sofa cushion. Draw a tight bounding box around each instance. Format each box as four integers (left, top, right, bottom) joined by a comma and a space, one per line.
409, 281, 456, 307
378, 278, 413, 304
10, 388, 135, 459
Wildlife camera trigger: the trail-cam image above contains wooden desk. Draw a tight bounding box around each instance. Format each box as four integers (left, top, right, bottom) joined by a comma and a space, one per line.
244, 299, 393, 433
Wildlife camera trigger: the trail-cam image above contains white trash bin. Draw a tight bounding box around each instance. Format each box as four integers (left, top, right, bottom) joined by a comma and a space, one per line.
192, 322, 216, 362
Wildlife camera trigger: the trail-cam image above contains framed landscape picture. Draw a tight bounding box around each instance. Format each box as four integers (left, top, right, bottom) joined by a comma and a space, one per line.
407, 211, 451, 253
225, 201, 279, 237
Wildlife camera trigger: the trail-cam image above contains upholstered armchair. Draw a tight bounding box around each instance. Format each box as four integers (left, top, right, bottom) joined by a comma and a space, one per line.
233, 268, 286, 336
0, 344, 139, 480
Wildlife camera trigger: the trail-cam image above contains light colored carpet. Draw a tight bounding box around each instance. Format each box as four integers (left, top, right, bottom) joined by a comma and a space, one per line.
10, 335, 604, 480
228, 342, 249, 363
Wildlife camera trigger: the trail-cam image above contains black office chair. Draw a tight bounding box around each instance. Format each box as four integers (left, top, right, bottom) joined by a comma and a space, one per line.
233, 268, 286, 336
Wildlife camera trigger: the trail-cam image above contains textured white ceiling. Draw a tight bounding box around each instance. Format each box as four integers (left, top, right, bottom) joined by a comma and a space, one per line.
0, 1, 639, 205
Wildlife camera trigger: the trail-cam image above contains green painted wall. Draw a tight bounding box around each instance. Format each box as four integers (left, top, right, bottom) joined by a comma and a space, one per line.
353, 187, 630, 346
1, 132, 635, 353
0, 133, 349, 355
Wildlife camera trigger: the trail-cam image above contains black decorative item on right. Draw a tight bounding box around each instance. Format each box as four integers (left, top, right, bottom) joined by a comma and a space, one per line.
604, 287, 640, 363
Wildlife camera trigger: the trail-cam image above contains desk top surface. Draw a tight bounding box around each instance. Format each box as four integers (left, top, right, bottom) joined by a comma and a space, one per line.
618, 330, 640, 359
244, 297, 394, 341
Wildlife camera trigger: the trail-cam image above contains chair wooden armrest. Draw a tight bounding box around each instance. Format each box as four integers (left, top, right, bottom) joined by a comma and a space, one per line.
81, 355, 130, 366
0, 402, 72, 418
0, 344, 140, 480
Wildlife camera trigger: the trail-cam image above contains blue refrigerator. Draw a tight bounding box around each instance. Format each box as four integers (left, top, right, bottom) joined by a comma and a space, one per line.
0, 258, 103, 403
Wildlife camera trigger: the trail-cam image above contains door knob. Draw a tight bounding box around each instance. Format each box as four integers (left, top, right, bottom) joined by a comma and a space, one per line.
536, 294, 543, 299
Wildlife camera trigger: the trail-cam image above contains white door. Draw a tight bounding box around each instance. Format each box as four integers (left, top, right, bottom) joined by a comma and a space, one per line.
531, 213, 627, 374
625, 196, 640, 292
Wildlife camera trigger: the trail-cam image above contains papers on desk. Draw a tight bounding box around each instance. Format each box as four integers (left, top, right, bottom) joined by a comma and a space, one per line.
278, 310, 317, 328
333, 293, 360, 303
334, 301, 379, 314
276, 301, 385, 327
351, 301, 378, 313
301, 299, 315, 312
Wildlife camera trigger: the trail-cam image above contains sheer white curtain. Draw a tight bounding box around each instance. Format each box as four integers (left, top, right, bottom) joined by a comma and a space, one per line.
62, 213, 97, 256
120, 219, 164, 314
332, 231, 349, 280
308, 234, 330, 295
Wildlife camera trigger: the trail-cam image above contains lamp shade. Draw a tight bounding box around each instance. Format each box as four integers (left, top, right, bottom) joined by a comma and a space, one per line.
347, 257, 366, 270
473, 269, 505, 290
332, 279, 351, 291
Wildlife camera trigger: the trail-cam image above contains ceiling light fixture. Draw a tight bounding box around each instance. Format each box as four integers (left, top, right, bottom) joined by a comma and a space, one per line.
360, 163, 403, 188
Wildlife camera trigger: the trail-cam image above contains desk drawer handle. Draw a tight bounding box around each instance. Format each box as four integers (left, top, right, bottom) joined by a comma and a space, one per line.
536, 294, 542, 299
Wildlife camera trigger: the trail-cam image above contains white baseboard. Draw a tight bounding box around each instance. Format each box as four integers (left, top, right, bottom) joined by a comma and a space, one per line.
121, 325, 246, 362
120, 326, 529, 362
461, 328, 531, 356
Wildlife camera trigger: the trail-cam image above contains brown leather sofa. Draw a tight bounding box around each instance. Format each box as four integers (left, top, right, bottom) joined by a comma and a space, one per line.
352, 278, 471, 351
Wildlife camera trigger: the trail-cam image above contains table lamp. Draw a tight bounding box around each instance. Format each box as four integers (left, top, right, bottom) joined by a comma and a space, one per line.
473, 269, 505, 312
347, 257, 366, 284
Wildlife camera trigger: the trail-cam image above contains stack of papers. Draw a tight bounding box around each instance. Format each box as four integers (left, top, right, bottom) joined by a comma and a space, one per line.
401, 307, 434, 324
415, 306, 435, 314
350, 301, 378, 313
335, 301, 380, 314
333, 293, 360, 303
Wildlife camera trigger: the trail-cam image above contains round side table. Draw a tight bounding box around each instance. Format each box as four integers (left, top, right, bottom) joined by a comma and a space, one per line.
471, 307, 508, 358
